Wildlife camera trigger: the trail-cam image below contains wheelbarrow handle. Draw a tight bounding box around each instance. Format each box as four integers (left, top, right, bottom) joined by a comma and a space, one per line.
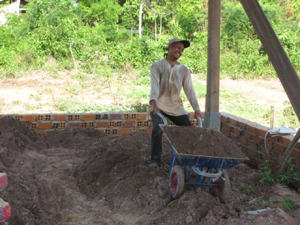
157, 112, 168, 125
196, 115, 203, 128
157, 112, 203, 128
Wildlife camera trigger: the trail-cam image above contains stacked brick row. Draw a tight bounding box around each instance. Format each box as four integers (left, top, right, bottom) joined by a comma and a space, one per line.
0, 113, 153, 136
0, 112, 201, 136
220, 112, 300, 171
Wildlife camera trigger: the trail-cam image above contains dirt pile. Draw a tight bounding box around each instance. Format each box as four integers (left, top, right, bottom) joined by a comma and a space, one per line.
161, 125, 247, 158
0, 117, 300, 225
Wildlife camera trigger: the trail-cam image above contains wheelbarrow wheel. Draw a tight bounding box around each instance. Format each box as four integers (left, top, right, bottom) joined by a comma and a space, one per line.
169, 165, 185, 199
212, 170, 231, 203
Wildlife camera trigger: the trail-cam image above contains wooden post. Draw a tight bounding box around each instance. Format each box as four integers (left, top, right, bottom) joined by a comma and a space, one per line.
270, 106, 274, 129
205, 0, 221, 130
240, 0, 300, 122
272, 129, 300, 180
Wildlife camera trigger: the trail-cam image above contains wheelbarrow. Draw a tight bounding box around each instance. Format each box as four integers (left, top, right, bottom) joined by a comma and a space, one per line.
157, 112, 248, 200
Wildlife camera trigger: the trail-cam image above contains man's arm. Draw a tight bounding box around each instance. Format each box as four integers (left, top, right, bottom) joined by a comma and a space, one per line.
149, 63, 161, 115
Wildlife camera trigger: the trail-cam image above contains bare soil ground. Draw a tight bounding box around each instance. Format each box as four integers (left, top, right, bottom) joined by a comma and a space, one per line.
0, 71, 299, 225
1, 116, 300, 224
0, 70, 289, 115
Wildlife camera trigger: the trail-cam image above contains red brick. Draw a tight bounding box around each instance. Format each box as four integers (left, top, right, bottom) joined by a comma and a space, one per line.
263, 154, 270, 161
249, 141, 257, 150
221, 130, 229, 138
109, 121, 115, 127
116, 121, 122, 127
96, 121, 108, 128
247, 149, 255, 158
272, 152, 280, 160
247, 125, 256, 133
23, 115, 36, 121
240, 137, 247, 146
244, 131, 252, 139
231, 134, 238, 142
105, 129, 112, 135
38, 122, 52, 129
137, 113, 147, 120
229, 118, 236, 126
238, 122, 247, 130
282, 136, 291, 145
98, 129, 104, 135
112, 129, 119, 135
53, 115, 65, 121
82, 114, 95, 121
119, 128, 132, 135
265, 140, 273, 149
37, 115, 44, 121
291, 149, 298, 158
258, 129, 267, 137
270, 136, 280, 142
255, 136, 262, 144
276, 144, 286, 153
295, 141, 300, 150
38, 130, 46, 135
146, 128, 152, 133
124, 121, 136, 127
225, 124, 231, 132
0, 115, 5, 119
234, 128, 240, 136
69, 122, 81, 128
221, 115, 227, 123
110, 113, 122, 120
131, 114, 137, 119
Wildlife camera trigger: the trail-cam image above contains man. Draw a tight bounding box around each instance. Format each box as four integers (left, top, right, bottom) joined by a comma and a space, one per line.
148, 38, 201, 168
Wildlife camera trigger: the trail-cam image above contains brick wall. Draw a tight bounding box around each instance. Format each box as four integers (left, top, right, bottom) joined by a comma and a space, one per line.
220, 112, 300, 172
1, 112, 299, 173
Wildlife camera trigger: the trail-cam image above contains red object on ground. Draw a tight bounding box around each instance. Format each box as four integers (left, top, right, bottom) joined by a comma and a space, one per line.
0, 173, 8, 191
0, 198, 11, 222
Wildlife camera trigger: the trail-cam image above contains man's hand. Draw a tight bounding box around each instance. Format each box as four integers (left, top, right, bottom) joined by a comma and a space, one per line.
194, 109, 201, 119
150, 100, 159, 115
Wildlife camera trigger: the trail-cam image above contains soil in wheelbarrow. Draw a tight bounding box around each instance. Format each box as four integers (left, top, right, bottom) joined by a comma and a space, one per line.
162, 125, 247, 158
1, 116, 300, 225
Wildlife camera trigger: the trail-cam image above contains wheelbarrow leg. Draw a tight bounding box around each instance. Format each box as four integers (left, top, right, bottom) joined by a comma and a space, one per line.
168, 154, 177, 179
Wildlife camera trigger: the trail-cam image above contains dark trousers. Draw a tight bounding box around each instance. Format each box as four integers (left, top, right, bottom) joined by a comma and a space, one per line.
150, 111, 192, 163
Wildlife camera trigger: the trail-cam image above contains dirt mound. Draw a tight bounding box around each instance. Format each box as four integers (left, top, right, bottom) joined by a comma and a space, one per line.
0, 117, 299, 225
161, 125, 247, 158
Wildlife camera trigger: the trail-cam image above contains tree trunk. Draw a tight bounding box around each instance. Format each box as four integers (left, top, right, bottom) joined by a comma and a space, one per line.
154, 14, 157, 42
139, 4, 143, 39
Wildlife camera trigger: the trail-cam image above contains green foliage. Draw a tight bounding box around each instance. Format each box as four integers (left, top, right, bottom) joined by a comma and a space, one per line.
277, 157, 296, 185
281, 197, 296, 211
259, 160, 275, 186
244, 185, 256, 196
56, 98, 130, 112
259, 158, 299, 187
1, 0, 300, 79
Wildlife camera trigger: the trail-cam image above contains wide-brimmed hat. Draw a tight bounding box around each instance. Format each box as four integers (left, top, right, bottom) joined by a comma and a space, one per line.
168, 38, 190, 48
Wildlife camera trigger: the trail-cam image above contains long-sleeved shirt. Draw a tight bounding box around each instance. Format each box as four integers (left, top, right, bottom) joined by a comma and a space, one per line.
149, 59, 200, 116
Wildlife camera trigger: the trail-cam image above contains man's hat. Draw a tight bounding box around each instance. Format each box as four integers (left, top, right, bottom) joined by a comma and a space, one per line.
168, 38, 190, 48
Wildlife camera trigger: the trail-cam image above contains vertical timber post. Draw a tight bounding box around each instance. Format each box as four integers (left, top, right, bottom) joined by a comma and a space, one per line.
205, 0, 221, 131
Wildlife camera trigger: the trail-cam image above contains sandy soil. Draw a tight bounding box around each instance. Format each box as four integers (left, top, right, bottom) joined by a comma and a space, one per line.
1, 116, 300, 225
0, 71, 289, 115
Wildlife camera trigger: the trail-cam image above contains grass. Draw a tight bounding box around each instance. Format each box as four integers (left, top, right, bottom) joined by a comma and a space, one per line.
0, 68, 298, 129
55, 98, 132, 113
